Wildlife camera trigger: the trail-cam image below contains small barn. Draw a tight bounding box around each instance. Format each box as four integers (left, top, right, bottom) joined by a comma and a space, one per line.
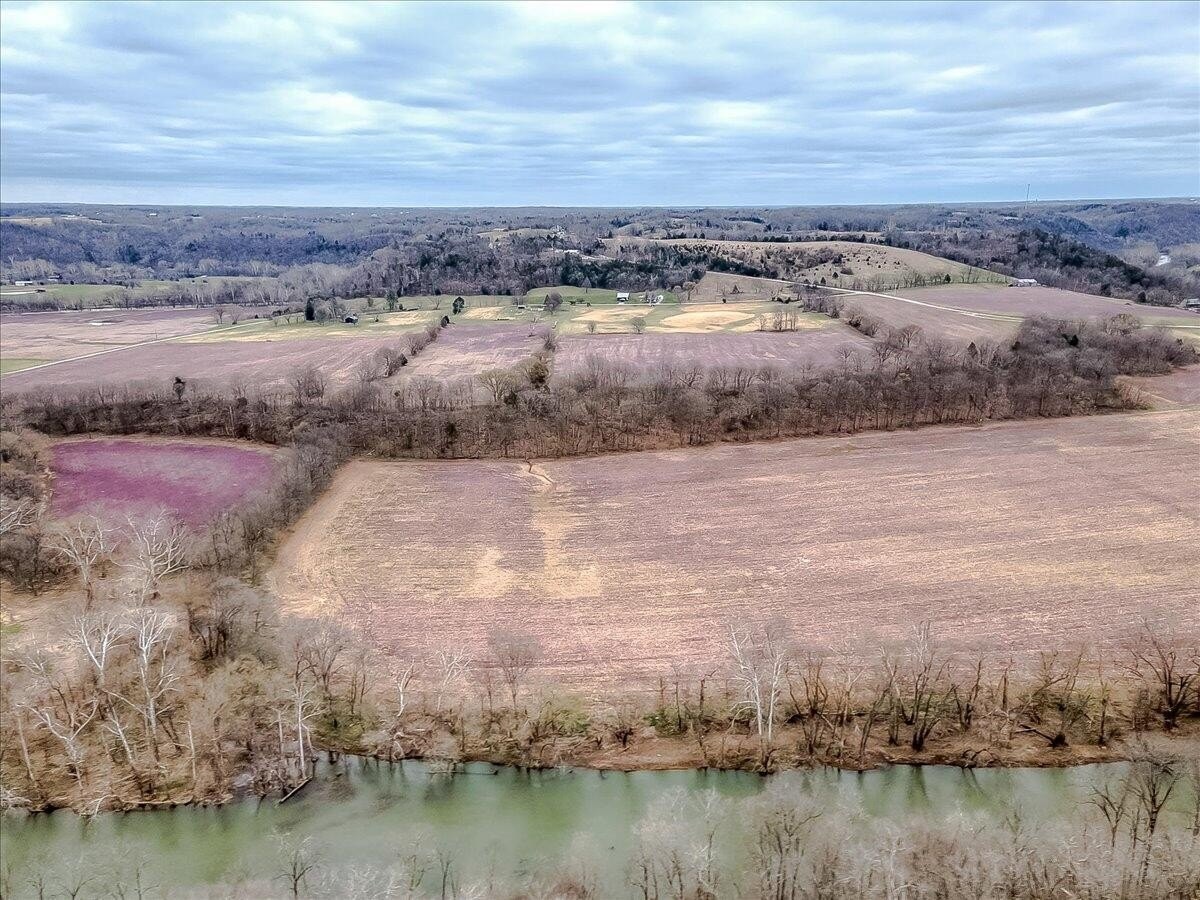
616, 292, 630, 303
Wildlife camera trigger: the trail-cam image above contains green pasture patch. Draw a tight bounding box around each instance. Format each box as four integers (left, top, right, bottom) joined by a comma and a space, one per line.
0, 357, 45, 374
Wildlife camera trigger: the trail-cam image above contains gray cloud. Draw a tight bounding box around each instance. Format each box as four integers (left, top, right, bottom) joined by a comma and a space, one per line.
1, 0, 1197, 205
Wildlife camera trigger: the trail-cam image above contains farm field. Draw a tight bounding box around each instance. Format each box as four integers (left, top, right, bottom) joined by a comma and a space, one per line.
834, 290, 1020, 342
50, 438, 279, 528
0, 307, 221, 361
890, 284, 1199, 324
553, 328, 872, 378
835, 284, 1200, 344
0, 358, 42, 375
1, 333, 409, 394
398, 324, 544, 380
1124, 364, 1200, 408
269, 409, 1199, 691
176, 308, 446, 343
461, 296, 780, 335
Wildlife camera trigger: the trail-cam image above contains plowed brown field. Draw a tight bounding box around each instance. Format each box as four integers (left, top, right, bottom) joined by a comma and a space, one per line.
2, 335, 403, 395
553, 329, 873, 378
401, 324, 543, 378
270, 410, 1200, 691
893, 284, 1200, 327
840, 284, 1200, 344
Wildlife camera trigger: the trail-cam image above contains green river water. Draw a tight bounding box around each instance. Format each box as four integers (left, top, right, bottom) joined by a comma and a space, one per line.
0, 757, 1180, 897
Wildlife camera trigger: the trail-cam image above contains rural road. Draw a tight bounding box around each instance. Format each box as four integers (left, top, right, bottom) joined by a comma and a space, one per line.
2, 320, 256, 377
821, 285, 1022, 323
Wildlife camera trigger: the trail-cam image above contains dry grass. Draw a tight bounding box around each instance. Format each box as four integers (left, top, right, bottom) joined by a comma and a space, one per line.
892, 284, 1200, 334
835, 291, 1020, 342
0, 308, 218, 361
1123, 364, 1200, 408
269, 410, 1200, 691
398, 324, 544, 379
2, 334, 409, 395
835, 284, 1200, 345
552, 329, 873, 378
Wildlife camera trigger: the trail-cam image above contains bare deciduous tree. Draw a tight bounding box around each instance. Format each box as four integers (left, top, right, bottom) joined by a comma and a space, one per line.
121, 515, 189, 600
52, 516, 113, 605
1127, 622, 1199, 730
489, 630, 541, 708
432, 649, 471, 714
728, 622, 788, 769
0, 496, 38, 535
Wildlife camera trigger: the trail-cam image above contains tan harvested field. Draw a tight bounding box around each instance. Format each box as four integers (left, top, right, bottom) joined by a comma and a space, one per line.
836, 291, 1020, 342
270, 409, 1200, 692
892, 284, 1200, 332
0, 307, 219, 361
1124, 365, 1200, 408
400, 324, 543, 378
553, 329, 873, 378
836, 284, 1200, 344
1, 333, 403, 395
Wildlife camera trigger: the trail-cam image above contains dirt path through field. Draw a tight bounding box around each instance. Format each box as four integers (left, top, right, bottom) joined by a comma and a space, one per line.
830, 285, 1200, 332
827, 286, 1024, 323
2, 320, 256, 376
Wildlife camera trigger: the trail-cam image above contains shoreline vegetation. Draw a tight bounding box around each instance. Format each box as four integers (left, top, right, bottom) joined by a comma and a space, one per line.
0, 312, 1197, 824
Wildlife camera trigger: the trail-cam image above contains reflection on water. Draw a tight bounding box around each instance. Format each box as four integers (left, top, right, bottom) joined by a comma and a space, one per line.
0, 757, 1180, 896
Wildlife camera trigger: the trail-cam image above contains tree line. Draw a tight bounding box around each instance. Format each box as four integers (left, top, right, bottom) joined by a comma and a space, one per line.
9, 315, 1195, 465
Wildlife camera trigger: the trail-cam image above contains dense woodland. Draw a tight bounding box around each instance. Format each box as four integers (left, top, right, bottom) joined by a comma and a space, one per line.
2, 200, 1198, 310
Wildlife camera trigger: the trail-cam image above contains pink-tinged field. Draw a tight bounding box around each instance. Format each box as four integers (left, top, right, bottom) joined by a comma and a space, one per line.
401, 324, 543, 378
553, 329, 873, 378
0, 307, 218, 361
51, 438, 278, 528
3, 335, 403, 395
270, 409, 1199, 691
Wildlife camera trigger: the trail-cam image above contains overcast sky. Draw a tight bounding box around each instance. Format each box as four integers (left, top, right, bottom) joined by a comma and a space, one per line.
1, 0, 1197, 206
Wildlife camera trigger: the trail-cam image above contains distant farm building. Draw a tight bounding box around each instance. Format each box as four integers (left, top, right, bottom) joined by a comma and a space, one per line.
616, 292, 630, 303
1013, 278, 1039, 287
1182, 298, 1200, 310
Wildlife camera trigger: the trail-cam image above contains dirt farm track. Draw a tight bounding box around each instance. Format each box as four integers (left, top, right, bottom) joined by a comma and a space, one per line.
270, 410, 1200, 691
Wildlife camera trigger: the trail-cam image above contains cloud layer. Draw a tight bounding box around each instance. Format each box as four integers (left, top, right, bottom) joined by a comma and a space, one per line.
1, 0, 1197, 205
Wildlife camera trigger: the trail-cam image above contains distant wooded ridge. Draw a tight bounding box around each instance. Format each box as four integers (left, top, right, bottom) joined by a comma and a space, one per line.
2, 199, 1197, 307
